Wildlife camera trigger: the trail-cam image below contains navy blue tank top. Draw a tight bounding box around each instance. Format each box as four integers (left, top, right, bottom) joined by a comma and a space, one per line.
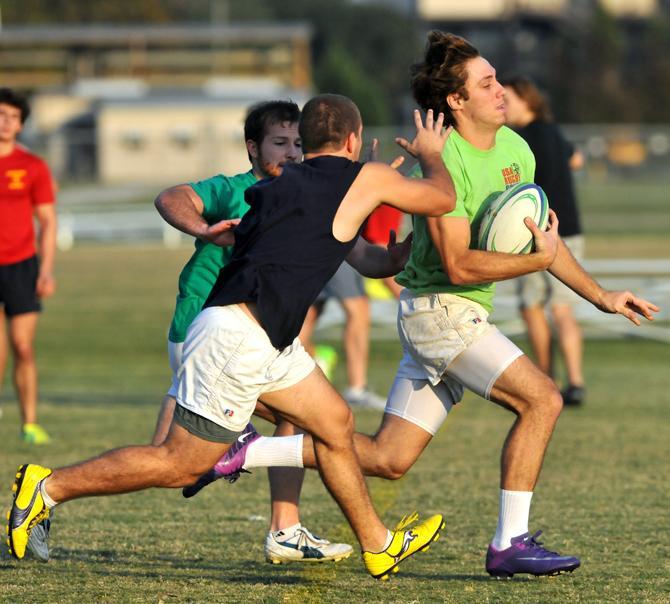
205, 156, 364, 349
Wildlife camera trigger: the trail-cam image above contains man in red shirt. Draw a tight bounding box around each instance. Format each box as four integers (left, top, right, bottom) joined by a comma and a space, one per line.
0, 88, 57, 444
362, 204, 405, 299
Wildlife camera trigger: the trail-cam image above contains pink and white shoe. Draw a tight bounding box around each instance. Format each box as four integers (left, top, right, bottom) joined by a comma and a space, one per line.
182, 423, 260, 498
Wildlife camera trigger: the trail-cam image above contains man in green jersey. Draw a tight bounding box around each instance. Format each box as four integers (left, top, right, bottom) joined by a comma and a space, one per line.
202, 33, 659, 578
153, 100, 352, 564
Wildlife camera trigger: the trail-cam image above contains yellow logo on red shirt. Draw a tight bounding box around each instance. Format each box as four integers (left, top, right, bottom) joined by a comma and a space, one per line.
501, 163, 521, 187
6, 169, 27, 190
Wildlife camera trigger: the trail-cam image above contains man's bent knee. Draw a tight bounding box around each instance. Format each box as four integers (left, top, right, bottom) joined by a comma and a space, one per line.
366, 436, 414, 480
370, 447, 415, 480
520, 382, 563, 422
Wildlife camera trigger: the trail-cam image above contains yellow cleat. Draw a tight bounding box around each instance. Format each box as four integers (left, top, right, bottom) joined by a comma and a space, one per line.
362, 513, 445, 580
7, 464, 52, 560
22, 424, 51, 445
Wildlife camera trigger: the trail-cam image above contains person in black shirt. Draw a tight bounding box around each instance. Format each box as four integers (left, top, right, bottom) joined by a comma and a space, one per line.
502, 76, 587, 406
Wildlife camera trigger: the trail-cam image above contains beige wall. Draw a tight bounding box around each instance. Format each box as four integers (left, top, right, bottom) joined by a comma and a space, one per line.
416, 0, 657, 19
98, 104, 250, 184
599, 0, 657, 17
30, 94, 92, 134
416, 0, 567, 19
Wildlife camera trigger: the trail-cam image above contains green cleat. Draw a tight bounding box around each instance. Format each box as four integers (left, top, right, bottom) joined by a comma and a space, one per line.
22, 424, 51, 445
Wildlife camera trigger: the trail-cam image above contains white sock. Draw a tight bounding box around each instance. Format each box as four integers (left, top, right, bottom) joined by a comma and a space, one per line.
273, 522, 301, 540
382, 530, 393, 551
491, 489, 533, 550
40, 479, 58, 509
243, 434, 304, 469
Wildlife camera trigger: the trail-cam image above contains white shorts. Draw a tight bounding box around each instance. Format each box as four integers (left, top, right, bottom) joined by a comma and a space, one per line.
518, 235, 585, 308
388, 291, 523, 434
176, 305, 316, 433
167, 340, 183, 398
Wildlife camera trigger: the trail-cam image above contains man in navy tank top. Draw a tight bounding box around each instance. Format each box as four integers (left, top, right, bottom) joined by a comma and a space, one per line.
9, 94, 458, 580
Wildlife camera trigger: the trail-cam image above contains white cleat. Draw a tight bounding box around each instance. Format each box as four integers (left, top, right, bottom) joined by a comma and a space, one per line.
343, 387, 387, 411
265, 525, 353, 564
27, 518, 50, 562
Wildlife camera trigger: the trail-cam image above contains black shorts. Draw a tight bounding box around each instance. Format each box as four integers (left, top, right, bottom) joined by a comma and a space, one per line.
0, 255, 42, 317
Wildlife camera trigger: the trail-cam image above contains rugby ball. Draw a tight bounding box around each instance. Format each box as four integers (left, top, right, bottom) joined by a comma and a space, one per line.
478, 183, 549, 254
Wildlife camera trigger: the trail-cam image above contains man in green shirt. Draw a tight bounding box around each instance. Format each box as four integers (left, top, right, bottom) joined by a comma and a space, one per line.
152, 100, 352, 564
205, 33, 659, 578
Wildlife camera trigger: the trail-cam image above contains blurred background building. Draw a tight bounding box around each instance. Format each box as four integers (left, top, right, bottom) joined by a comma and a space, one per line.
1, 23, 312, 183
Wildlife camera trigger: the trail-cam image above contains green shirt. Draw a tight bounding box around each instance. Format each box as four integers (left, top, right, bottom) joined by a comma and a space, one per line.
168, 171, 256, 342
396, 126, 535, 312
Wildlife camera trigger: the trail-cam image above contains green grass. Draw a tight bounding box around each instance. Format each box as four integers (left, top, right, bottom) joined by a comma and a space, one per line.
1, 245, 669, 603
578, 180, 670, 241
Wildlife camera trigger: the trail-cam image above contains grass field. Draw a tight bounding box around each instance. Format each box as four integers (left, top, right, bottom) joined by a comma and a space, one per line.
1, 245, 669, 603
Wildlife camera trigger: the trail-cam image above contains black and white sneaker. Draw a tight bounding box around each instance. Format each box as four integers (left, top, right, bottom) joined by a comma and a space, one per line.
264, 525, 353, 564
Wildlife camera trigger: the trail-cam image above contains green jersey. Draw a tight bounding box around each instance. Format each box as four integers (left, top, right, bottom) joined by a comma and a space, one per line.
396, 126, 535, 312
168, 171, 256, 342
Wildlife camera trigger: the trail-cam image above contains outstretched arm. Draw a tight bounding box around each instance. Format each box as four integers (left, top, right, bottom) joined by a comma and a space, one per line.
548, 240, 659, 325
346, 230, 413, 278
154, 184, 239, 246
333, 110, 457, 243
378, 109, 457, 216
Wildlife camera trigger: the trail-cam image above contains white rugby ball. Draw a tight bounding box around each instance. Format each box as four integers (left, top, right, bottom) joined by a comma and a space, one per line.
478, 183, 549, 254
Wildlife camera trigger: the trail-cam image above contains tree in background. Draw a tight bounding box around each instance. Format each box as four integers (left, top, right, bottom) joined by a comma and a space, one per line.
3, 0, 420, 126
4, 0, 670, 124
228, 0, 420, 125
551, 3, 629, 123
636, 10, 670, 122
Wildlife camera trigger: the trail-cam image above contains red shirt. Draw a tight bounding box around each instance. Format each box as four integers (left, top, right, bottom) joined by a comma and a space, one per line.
362, 204, 404, 246
0, 146, 55, 265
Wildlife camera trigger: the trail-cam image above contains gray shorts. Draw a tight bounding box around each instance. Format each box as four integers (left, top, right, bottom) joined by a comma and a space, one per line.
316, 262, 365, 303
518, 235, 585, 308
174, 403, 239, 443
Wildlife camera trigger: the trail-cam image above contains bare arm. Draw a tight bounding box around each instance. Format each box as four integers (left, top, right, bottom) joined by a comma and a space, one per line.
332, 110, 456, 242
427, 210, 560, 285
548, 240, 659, 325
380, 109, 456, 215
154, 184, 239, 246
34, 203, 57, 298
346, 231, 412, 278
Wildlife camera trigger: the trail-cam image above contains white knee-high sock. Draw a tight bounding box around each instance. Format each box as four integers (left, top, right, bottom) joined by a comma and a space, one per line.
491, 489, 533, 550
243, 434, 304, 469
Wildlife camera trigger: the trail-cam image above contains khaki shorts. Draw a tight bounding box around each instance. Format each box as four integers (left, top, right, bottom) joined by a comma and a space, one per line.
175, 305, 315, 436
518, 235, 585, 308
398, 290, 497, 385
391, 291, 523, 433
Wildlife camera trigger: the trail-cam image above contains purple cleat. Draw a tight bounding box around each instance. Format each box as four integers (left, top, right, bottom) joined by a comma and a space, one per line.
486, 531, 580, 578
182, 423, 260, 498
